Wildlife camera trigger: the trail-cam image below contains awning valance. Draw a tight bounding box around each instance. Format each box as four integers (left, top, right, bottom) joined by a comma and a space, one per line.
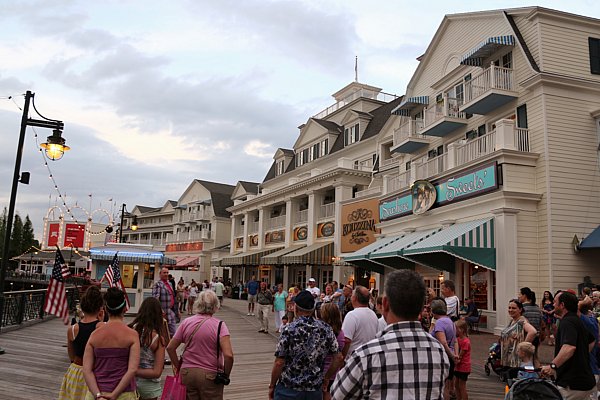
280, 242, 334, 265
210, 259, 222, 267
391, 96, 429, 116
370, 228, 443, 260
343, 235, 405, 262
261, 244, 306, 265
404, 218, 496, 270
175, 256, 198, 267
579, 226, 600, 249
460, 35, 515, 66
89, 249, 176, 265
221, 247, 283, 266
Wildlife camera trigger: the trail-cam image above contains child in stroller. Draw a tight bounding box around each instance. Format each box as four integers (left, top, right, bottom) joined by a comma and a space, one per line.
484, 342, 503, 377
503, 366, 562, 400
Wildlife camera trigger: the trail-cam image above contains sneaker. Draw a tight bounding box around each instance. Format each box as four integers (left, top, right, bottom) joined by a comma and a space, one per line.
251, 313, 255, 316
258, 329, 265, 332
247, 313, 251, 316
165, 359, 172, 365
263, 331, 269, 334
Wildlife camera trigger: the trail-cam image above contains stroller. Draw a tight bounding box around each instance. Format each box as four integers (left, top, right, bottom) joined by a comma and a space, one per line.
503, 367, 562, 400
484, 342, 504, 377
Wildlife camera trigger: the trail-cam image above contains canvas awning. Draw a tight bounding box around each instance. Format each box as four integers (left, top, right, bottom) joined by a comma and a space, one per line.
261, 244, 306, 265
403, 217, 496, 270
210, 258, 222, 267
89, 249, 176, 265
460, 35, 515, 66
221, 247, 283, 266
391, 96, 429, 116
579, 225, 600, 249
280, 242, 334, 265
175, 256, 198, 267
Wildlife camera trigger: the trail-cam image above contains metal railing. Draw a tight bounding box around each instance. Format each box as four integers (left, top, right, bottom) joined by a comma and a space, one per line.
456, 131, 496, 165
394, 119, 425, 144
1, 287, 79, 329
6, 270, 86, 286
416, 153, 448, 180
319, 203, 335, 219
464, 65, 514, 103
313, 89, 399, 119
515, 128, 530, 152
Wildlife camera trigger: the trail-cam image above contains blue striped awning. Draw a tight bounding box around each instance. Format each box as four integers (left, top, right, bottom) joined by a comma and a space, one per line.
90, 249, 176, 265
391, 96, 430, 116
460, 35, 515, 66
579, 225, 600, 249
404, 218, 496, 269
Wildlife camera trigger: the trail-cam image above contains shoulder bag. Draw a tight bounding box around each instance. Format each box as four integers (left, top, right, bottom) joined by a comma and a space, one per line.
214, 321, 231, 385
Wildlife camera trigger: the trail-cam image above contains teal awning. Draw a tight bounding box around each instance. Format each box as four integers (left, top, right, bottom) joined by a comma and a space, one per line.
89, 249, 176, 265
391, 96, 430, 116
404, 218, 496, 270
579, 225, 600, 250
370, 228, 442, 260
460, 35, 515, 66
343, 235, 405, 261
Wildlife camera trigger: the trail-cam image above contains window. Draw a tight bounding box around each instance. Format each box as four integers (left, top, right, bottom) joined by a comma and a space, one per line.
454, 83, 464, 103
589, 38, 600, 74
502, 51, 512, 69
516, 104, 528, 129
477, 124, 486, 137
405, 161, 411, 171
344, 124, 359, 146
311, 143, 320, 161
276, 160, 285, 175
320, 139, 329, 156
295, 151, 304, 167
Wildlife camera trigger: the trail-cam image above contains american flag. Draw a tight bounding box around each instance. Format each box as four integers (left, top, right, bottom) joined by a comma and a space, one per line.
43, 248, 71, 324
103, 253, 130, 310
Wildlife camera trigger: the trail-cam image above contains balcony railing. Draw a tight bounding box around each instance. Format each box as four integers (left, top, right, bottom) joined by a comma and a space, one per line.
464, 65, 514, 103
266, 215, 286, 230
313, 89, 399, 119
384, 171, 411, 194
355, 186, 382, 198
319, 203, 335, 220
422, 97, 465, 130
249, 221, 260, 233
394, 119, 425, 144
296, 210, 308, 224
456, 131, 496, 165
515, 128, 530, 152
416, 153, 447, 180
166, 231, 212, 243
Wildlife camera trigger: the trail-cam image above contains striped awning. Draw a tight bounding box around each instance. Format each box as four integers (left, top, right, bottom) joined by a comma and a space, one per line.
404, 218, 496, 270
370, 228, 443, 260
89, 249, 176, 265
280, 241, 334, 265
343, 235, 405, 262
579, 225, 600, 250
391, 96, 429, 116
261, 244, 306, 265
210, 258, 222, 267
175, 256, 198, 267
221, 247, 283, 267
460, 35, 515, 66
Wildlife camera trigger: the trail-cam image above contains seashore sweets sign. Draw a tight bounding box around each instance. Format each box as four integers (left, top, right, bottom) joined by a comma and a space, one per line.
341, 198, 380, 253
379, 162, 499, 222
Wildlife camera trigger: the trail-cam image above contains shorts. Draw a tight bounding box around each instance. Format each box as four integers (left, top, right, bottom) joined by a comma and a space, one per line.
454, 371, 470, 381
136, 377, 162, 399
247, 294, 257, 304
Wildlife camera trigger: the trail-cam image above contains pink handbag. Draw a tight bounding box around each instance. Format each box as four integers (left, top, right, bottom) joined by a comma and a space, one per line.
161, 374, 186, 400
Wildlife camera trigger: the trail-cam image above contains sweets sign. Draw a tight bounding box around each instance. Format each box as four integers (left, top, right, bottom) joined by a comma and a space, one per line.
341, 198, 380, 253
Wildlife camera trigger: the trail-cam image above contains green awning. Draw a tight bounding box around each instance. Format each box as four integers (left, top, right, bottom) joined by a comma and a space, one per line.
343, 235, 405, 262
404, 218, 496, 270
261, 244, 306, 265
280, 241, 334, 265
221, 247, 283, 266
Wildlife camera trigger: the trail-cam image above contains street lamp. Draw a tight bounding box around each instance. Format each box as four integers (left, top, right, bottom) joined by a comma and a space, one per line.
0, 91, 68, 353
118, 204, 137, 243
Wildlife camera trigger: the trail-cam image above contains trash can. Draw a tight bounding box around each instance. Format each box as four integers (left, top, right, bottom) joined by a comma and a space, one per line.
232, 286, 240, 299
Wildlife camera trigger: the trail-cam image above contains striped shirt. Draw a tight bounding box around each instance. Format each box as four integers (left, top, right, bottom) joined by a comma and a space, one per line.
331, 321, 449, 400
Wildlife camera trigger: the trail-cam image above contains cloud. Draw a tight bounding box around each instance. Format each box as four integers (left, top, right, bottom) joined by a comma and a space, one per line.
244, 140, 273, 158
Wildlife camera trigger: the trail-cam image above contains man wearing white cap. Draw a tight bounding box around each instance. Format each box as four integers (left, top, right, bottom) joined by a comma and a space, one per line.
306, 278, 321, 298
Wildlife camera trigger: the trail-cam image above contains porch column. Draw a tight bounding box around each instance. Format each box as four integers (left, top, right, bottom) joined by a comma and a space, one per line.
285, 199, 293, 247
495, 119, 516, 151
229, 215, 237, 255
307, 192, 317, 246
491, 207, 520, 335
446, 142, 458, 170
242, 212, 250, 252
283, 265, 289, 289
257, 207, 265, 248
334, 183, 354, 283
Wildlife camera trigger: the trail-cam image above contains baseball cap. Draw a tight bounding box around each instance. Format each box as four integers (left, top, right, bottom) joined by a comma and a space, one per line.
294, 290, 316, 310
308, 278, 316, 283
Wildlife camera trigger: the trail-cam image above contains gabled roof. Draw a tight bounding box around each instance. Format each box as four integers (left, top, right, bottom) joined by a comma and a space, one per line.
361, 96, 404, 141
239, 181, 260, 194
274, 148, 294, 159
312, 119, 343, 133
136, 205, 160, 214
193, 180, 235, 218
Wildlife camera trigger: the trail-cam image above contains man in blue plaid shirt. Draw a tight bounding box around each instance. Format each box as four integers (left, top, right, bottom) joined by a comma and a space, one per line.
331, 269, 450, 399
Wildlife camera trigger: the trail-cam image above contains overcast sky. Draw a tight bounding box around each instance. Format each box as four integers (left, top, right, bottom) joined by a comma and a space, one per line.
0, 0, 597, 239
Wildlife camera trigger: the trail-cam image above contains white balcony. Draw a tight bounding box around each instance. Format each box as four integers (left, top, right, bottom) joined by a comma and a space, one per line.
384, 171, 411, 194
296, 210, 308, 224
249, 221, 260, 233
461, 64, 517, 115
420, 95, 467, 137
319, 203, 335, 220
456, 131, 496, 166
416, 153, 447, 180
166, 231, 212, 243
392, 119, 429, 154
355, 186, 382, 199
266, 215, 286, 230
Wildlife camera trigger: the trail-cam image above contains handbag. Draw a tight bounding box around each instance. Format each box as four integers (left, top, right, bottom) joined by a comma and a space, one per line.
161, 374, 186, 400
214, 321, 230, 385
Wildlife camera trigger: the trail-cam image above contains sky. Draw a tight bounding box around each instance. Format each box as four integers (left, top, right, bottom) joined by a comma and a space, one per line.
0, 0, 597, 239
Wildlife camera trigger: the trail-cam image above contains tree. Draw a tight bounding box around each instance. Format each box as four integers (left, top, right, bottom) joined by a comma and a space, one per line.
22, 216, 38, 252
10, 214, 24, 261
0, 207, 6, 258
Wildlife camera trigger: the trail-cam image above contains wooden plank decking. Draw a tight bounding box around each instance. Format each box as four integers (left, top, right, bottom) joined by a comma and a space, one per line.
0, 299, 541, 399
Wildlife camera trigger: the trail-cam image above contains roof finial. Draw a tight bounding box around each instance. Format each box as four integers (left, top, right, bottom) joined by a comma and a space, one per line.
355, 56, 358, 82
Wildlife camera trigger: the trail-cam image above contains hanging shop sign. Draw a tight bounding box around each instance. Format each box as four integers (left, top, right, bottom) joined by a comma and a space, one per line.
166, 242, 203, 252
317, 222, 335, 238
265, 230, 285, 244
293, 226, 308, 241
64, 223, 86, 248
380, 162, 499, 221
341, 198, 380, 253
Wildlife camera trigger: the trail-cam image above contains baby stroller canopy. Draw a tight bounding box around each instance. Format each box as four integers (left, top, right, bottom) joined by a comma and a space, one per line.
504, 378, 562, 400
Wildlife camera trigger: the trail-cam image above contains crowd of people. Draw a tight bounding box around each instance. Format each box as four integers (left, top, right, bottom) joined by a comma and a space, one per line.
58, 267, 233, 400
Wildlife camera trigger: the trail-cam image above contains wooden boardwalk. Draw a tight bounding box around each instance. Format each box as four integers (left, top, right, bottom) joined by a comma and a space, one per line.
0, 299, 530, 399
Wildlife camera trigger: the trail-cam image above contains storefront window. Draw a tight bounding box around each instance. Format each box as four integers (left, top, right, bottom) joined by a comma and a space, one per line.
143, 264, 155, 289
320, 268, 333, 287
296, 270, 306, 288
121, 264, 136, 288
468, 265, 494, 310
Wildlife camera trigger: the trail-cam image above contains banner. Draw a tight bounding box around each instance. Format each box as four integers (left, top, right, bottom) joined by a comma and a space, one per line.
341, 199, 380, 253
47, 223, 60, 247
64, 223, 86, 248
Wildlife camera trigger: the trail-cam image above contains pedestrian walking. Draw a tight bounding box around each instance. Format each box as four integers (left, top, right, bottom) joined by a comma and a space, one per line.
500, 299, 537, 369
341, 286, 378, 360
431, 299, 457, 399
454, 319, 471, 400
273, 284, 288, 333
442, 280, 460, 321
246, 275, 259, 316
319, 302, 345, 400
257, 281, 274, 334
188, 282, 198, 316
152, 267, 177, 338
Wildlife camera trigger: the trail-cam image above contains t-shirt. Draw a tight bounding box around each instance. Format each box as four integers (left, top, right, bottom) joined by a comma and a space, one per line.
214, 282, 225, 297
306, 286, 321, 298
444, 295, 460, 319
523, 303, 542, 331
377, 316, 387, 335
246, 280, 259, 296
189, 286, 198, 298
455, 336, 471, 373
274, 291, 288, 311
555, 312, 596, 390
323, 329, 345, 375
174, 315, 230, 372
432, 316, 456, 352
341, 307, 378, 359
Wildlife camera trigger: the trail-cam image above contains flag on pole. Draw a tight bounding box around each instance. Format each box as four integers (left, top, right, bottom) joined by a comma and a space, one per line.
43, 248, 72, 324
103, 253, 130, 310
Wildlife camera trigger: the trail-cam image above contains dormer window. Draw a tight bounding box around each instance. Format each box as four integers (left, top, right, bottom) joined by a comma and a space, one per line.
320, 139, 329, 156
344, 124, 359, 146
276, 160, 285, 175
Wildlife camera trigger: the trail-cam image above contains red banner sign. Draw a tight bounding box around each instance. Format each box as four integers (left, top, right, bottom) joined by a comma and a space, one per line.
64, 223, 86, 248
47, 223, 60, 247
166, 242, 203, 252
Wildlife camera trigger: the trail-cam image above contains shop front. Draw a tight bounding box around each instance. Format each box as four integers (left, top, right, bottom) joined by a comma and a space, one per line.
280, 241, 334, 289
221, 247, 283, 286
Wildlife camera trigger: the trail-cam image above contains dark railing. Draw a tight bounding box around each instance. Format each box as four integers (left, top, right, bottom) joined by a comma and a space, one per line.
0, 287, 79, 329
6, 270, 87, 286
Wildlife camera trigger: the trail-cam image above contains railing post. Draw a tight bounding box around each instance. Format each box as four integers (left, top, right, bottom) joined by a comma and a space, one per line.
17, 292, 26, 325
494, 119, 517, 151
490, 62, 496, 89
442, 93, 449, 117
447, 142, 458, 170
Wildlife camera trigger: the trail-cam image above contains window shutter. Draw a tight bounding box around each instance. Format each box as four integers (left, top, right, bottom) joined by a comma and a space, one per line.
590, 38, 600, 75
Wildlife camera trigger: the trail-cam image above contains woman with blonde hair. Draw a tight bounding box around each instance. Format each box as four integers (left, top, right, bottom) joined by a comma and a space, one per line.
167, 290, 234, 400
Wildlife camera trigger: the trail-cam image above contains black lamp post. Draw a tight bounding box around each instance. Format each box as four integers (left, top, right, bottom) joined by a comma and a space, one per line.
118, 204, 137, 243
0, 91, 68, 353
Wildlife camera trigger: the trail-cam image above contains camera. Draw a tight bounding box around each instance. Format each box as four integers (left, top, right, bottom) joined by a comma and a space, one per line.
214, 372, 230, 385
